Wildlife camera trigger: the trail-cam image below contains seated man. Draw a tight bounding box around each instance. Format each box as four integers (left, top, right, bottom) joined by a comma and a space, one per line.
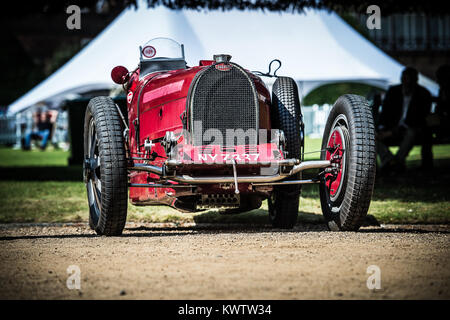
23, 109, 53, 150
376, 67, 432, 172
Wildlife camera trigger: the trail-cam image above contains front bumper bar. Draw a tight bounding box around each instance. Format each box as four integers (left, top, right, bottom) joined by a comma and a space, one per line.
129, 159, 330, 185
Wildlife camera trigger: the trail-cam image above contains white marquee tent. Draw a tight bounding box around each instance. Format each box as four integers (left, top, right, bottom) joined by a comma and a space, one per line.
7, 3, 439, 115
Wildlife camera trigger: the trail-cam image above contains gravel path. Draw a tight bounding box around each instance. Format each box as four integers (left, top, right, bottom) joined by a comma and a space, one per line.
0, 223, 449, 299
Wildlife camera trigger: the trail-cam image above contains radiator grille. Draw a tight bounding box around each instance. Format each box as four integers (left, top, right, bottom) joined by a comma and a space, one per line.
189, 63, 258, 146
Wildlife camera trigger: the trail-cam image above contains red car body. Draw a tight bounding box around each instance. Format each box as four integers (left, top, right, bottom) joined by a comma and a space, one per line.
126, 59, 283, 209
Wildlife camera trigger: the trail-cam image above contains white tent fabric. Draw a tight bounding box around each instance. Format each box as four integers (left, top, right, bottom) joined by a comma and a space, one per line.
7, 4, 439, 115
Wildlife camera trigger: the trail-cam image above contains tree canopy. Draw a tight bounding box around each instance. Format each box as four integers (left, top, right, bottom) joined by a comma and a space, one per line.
3, 0, 449, 16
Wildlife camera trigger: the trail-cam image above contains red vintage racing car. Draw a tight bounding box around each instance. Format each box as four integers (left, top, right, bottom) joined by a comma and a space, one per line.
83, 38, 376, 235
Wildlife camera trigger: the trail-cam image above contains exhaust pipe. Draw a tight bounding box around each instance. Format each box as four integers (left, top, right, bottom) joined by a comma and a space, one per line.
129, 163, 164, 175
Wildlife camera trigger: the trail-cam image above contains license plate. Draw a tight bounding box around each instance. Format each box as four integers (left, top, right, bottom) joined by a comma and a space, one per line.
197, 153, 260, 162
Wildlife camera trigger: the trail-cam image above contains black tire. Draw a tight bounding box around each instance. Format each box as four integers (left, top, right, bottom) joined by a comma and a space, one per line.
268, 77, 303, 228
319, 94, 376, 231
83, 96, 128, 236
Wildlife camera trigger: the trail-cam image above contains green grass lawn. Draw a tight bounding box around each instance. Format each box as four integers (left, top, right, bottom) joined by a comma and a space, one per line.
0, 139, 449, 225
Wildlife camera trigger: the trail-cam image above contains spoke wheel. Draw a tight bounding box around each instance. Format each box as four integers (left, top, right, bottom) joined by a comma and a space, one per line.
85, 118, 102, 223
323, 115, 349, 208
83, 96, 128, 236
319, 95, 376, 231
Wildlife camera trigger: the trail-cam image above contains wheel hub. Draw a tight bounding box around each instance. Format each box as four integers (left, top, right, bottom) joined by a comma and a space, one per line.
83, 157, 98, 183
325, 128, 345, 199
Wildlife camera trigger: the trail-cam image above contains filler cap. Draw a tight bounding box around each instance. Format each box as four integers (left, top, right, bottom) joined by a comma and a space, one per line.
213, 54, 232, 63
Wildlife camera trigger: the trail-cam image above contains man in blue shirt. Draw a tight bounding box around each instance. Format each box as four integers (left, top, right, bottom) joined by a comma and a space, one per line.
23, 109, 53, 150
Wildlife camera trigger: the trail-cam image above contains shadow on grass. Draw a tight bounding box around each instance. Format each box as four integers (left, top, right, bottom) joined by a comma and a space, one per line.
192, 208, 324, 225
0, 231, 191, 241
358, 228, 450, 234
191, 209, 380, 227
124, 222, 449, 234
0, 166, 82, 181
1, 222, 448, 241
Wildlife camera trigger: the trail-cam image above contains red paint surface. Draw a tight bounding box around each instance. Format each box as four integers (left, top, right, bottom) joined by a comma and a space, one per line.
124, 63, 277, 205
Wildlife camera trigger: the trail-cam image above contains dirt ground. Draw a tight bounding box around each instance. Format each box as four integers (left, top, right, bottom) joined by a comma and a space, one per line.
0, 222, 449, 300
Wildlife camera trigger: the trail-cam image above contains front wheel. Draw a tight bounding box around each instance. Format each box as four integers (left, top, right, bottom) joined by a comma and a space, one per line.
83, 97, 128, 236
319, 94, 376, 231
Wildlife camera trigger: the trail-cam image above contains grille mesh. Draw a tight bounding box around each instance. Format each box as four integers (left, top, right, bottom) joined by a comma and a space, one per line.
190, 63, 258, 146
